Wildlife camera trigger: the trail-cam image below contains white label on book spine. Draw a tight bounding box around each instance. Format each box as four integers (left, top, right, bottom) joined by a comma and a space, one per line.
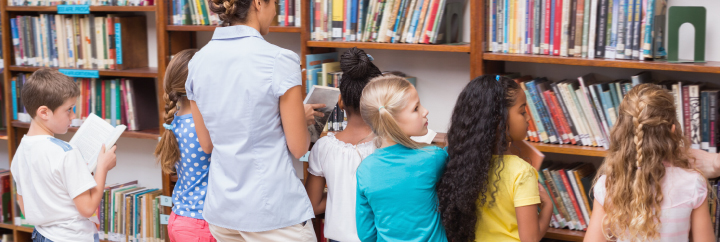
160, 214, 170, 225
159, 196, 173, 207
332, 28, 342, 38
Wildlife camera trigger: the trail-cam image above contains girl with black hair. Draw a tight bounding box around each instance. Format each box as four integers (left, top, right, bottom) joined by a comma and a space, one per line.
304, 48, 381, 242
438, 75, 553, 242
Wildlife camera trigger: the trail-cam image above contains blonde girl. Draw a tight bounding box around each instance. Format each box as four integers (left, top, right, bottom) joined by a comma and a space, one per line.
584, 84, 714, 242
355, 75, 447, 242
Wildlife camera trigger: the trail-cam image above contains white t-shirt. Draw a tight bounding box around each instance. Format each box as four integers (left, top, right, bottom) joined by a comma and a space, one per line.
307, 132, 375, 242
10, 135, 97, 242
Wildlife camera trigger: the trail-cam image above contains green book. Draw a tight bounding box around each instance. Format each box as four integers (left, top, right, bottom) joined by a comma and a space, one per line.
197, 0, 211, 25
96, 79, 102, 117
116, 79, 122, 126
105, 80, 111, 123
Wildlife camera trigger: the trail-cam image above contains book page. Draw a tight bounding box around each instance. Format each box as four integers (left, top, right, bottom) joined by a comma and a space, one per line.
69, 113, 117, 171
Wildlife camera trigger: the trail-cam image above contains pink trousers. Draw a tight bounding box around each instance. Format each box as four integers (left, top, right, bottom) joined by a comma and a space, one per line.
168, 211, 217, 242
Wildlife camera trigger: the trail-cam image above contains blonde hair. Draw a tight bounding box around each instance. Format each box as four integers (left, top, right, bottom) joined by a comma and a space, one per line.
359, 75, 425, 149
154, 49, 198, 174
599, 83, 697, 241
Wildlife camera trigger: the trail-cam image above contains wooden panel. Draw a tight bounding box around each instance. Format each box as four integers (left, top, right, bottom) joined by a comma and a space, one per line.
483, 53, 720, 74
0, 222, 14, 230
11, 121, 160, 140
544, 228, 585, 242
470, 0, 483, 78
6, 5, 156, 11
166, 25, 302, 33
15, 225, 34, 233
530, 142, 607, 157
307, 41, 471, 52
8, 66, 158, 78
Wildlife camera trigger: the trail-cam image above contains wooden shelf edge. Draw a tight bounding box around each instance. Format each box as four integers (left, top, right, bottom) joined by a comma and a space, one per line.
6, 5, 156, 12
529, 142, 607, 157
0, 222, 14, 230
545, 228, 585, 241
166, 25, 301, 33
11, 121, 160, 140
15, 225, 34, 233
307, 41, 471, 52
483, 53, 720, 74
8, 66, 158, 78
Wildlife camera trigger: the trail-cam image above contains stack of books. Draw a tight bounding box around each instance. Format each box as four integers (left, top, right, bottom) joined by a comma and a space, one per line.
9, 15, 149, 70
310, 0, 465, 44
486, 0, 667, 60
11, 74, 159, 131
95, 181, 166, 242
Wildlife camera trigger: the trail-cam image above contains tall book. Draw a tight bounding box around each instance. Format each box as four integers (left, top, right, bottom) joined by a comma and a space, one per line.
689, 85, 701, 149
594, 0, 608, 58
112, 16, 149, 70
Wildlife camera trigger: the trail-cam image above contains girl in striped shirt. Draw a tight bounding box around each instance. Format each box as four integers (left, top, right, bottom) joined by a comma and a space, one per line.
584, 84, 714, 242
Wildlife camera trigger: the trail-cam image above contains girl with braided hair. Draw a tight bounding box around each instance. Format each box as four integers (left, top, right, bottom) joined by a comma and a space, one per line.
185, 0, 322, 239
584, 84, 714, 242
154, 49, 217, 242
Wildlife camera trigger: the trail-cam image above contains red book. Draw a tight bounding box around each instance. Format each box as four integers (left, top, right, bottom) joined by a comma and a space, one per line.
527, 0, 534, 53
559, 168, 587, 229
683, 86, 691, 143
101, 80, 106, 119
548, 91, 577, 144
552, 0, 562, 56
542, 0, 552, 55
107, 18, 116, 70
285, 0, 289, 26
120, 79, 128, 126
543, 91, 570, 144
314, 0, 322, 40
422, 0, 441, 44
527, 105, 539, 142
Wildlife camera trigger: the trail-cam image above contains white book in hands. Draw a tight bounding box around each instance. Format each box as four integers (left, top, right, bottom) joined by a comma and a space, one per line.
304, 85, 340, 143
69, 113, 126, 172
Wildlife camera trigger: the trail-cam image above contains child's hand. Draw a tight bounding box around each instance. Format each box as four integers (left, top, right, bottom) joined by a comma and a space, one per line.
97, 144, 117, 173
304, 104, 326, 126
538, 183, 552, 210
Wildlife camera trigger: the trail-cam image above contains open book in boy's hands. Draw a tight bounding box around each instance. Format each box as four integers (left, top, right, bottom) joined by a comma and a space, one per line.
69, 113, 126, 172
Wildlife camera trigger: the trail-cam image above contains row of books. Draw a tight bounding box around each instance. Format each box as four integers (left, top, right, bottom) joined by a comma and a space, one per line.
9, 0, 154, 6
9, 15, 149, 70
170, 0, 219, 26
95, 181, 167, 242
486, 0, 667, 60
0, 171, 11, 225
310, 0, 465, 44
11, 74, 159, 131
305, 52, 417, 93
538, 162, 596, 231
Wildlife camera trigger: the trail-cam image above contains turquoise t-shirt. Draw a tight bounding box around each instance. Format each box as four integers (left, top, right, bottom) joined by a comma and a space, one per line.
355, 144, 449, 242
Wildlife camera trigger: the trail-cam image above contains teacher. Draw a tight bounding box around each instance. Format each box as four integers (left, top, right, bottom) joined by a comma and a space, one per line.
184, 0, 322, 240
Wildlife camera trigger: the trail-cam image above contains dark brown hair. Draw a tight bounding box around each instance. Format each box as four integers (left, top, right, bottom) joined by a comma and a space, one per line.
21, 69, 80, 119
339, 47, 382, 113
154, 49, 198, 174
209, 0, 270, 26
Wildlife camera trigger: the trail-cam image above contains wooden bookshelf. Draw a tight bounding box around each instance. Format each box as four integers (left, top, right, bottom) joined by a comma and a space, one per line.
8, 66, 159, 78
10, 121, 160, 140
483, 53, 720, 74
306, 41, 471, 53
166, 25, 302, 33
545, 228, 585, 242
5, 5, 156, 12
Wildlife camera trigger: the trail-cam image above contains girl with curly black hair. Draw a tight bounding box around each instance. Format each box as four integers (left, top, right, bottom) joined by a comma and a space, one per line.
437, 75, 553, 242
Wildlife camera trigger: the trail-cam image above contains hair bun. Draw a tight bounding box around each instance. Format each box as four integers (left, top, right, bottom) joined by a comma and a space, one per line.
340, 47, 377, 81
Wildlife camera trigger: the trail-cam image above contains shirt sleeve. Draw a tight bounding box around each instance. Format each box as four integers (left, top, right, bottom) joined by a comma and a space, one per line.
307, 139, 325, 177
513, 162, 541, 207
593, 175, 607, 206
63, 150, 97, 199
185, 57, 197, 101
271, 49, 302, 98
692, 173, 708, 209
356, 173, 377, 242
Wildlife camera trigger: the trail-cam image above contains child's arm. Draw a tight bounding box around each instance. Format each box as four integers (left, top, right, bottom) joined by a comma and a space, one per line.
190, 101, 213, 154
73, 145, 117, 218
691, 197, 715, 242
516, 183, 553, 242
17, 195, 24, 216
356, 182, 377, 242
583, 200, 609, 242
304, 174, 327, 215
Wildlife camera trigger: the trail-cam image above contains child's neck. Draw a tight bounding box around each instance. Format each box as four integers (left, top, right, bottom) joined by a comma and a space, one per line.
334, 112, 373, 146
27, 119, 54, 136
177, 97, 191, 116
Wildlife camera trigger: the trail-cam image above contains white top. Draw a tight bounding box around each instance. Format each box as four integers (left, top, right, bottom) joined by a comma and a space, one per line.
594, 165, 707, 242
307, 132, 375, 242
10, 135, 97, 242
185, 25, 314, 232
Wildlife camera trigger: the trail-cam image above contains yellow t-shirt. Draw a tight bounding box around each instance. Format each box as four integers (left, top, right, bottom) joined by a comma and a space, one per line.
475, 155, 540, 242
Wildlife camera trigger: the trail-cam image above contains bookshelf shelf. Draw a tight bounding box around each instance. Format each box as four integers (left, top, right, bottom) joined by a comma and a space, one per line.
166, 25, 302, 33
483, 53, 720, 74
5, 5, 156, 12
0, 223, 15, 230
15, 225, 33, 233
530, 142, 607, 157
8, 66, 158, 78
0, 131, 7, 140
307, 41, 471, 53
545, 228, 585, 242
11, 121, 160, 140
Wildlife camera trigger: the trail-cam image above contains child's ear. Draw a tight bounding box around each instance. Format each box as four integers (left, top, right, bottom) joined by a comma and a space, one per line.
338, 94, 345, 110
36, 106, 52, 120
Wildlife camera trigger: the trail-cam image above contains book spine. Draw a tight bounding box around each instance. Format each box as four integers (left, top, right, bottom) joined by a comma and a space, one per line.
594, 0, 607, 58
567, 169, 591, 226
559, 169, 587, 229
528, 82, 560, 143
551, 87, 579, 144
545, 91, 572, 144
598, 87, 617, 127
542, 0, 551, 54
623, 0, 634, 58
702, 91, 710, 151
567, 0, 577, 56
552, 0, 561, 56
107, 18, 116, 70
539, 172, 565, 228
605, 0, 618, 59
543, 169, 574, 230
615, 0, 626, 58
586, 0, 598, 58
523, 83, 550, 142
11, 81, 16, 120
533, 0, 542, 54
551, 169, 581, 229
560, 83, 590, 145
683, 85, 692, 144
710, 91, 717, 153
587, 84, 612, 145
641, 0, 655, 58
573, 170, 593, 219
674, 83, 684, 132
573, 0, 584, 56
574, 86, 601, 146
690, 85, 701, 149
629, 0, 641, 59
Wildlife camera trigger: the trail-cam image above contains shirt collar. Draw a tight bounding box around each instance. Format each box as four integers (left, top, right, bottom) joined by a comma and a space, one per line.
211, 25, 265, 40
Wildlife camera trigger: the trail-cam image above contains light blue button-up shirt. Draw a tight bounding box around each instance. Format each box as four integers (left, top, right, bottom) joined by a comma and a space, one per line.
185, 25, 314, 232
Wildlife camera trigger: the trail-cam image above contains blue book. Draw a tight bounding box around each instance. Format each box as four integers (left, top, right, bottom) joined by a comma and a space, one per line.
306, 69, 322, 93
490, 0, 496, 50
527, 80, 560, 143
305, 52, 339, 70
701, 91, 710, 150
11, 81, 17, 120
390, 0, 408, 43
596, 86, 615, 127
10, 19, 19, 65
310, 0, 314, 39
407, 0, 425, 43
49, 15, 58, 67
111, 80, 117, 127
503, 0, 509, 52
351, 0, 358, 41
132, 189, 158, 240
523, 85, 549, 142
641, 0, 656, 57
279, 0, 285, 26
608, 83, 620, 115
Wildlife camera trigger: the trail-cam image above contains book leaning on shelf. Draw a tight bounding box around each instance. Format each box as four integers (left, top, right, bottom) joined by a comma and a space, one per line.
10, 0, 154, 6
9, 14, 149, 70
486, 0, 668, 60
310, 0, 467, 44
11, 74, 159, 131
